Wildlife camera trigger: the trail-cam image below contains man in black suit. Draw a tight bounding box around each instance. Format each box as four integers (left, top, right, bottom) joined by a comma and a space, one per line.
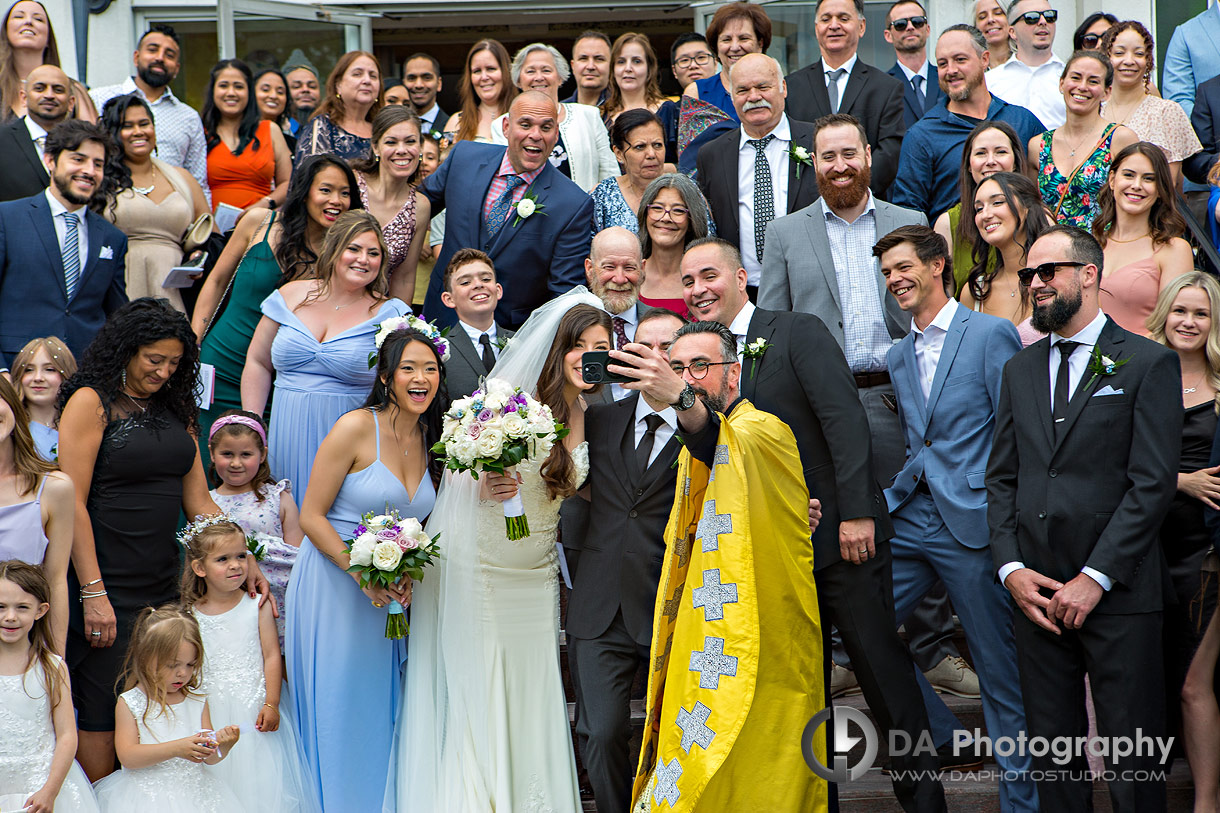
0, 64, 74, 202
439, 248, 513, 400
676, 237, 947, 812
987, 225, 1181, 812
785, 0, 906, 195
883, 0, 944, 129
696, 54, 819, 302
567, 307, 684, 813
403, 52, 449, 133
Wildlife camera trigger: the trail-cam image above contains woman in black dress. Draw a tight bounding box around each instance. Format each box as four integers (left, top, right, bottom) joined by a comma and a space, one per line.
56, 298, 271, 781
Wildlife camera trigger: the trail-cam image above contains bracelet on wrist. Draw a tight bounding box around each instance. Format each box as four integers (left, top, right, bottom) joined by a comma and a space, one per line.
263, 702, 277, 710
80, 578, 104, 589
80, 590, 108, 601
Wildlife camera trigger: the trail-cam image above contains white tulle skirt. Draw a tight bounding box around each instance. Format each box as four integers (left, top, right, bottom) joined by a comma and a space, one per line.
0, 761, 99, 812
93, 759, 246, 813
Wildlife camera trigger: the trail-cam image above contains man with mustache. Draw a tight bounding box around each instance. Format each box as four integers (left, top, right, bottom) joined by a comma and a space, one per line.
282, 50, 320, 134
0, 64, 74, 202
89, 24, 210, 203
696, 53, 819, 302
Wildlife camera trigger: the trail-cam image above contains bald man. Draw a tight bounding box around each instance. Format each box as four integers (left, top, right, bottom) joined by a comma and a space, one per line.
421, 90, 594, 329
695, 53, 820, 301
0, 64, 74, 201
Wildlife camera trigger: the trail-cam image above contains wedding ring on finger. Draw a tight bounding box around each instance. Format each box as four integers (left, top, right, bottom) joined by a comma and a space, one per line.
91, 631, 102, 637
372, 601, 383, 608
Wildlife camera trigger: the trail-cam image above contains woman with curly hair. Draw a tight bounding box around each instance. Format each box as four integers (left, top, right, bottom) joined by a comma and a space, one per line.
601, 32, 667, 127
56, 298, 270, 782
443, 39, 516, 145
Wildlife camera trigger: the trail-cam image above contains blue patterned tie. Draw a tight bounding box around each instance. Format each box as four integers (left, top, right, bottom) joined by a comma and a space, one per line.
62, 211, 80, 300
487, 175, 526, 239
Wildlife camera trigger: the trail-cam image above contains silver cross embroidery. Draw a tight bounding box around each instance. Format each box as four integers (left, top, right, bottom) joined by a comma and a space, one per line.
708, 444, 730, 482
683, 475, 690, 496
691, 568, 738, 621
695, 500, 732, 553
675, 701, 716, 753
653, 755, 683, 806
689, 635, 737, 689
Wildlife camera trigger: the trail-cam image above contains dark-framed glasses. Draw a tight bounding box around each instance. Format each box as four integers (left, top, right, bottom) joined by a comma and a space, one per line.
889, 15, 927, 31
646, 203, 691, 221
1013, 9, 1058, 25
670, 360, 733, 380
1017, 260, 1085, 286
1080, 33, 1102, 48
675, 52, 715, 69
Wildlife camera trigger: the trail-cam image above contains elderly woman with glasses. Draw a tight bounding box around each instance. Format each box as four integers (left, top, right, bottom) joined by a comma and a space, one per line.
491, 42, 617, 193
637, 173, 713, 319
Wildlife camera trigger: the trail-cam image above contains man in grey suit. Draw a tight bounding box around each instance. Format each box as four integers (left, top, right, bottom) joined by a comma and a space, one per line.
759, 113, 978, 703
438, 248, 514, 401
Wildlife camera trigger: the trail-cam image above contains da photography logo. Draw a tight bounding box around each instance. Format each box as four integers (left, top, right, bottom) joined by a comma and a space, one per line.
802, 706, 879, 782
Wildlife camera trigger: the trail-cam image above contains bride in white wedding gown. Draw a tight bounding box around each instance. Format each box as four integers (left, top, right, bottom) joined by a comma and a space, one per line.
388, 290, 613, 812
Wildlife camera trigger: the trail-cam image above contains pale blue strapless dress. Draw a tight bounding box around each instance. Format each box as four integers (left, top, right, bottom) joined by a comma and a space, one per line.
261, 290, 410, 503
284, 410, 435, 812
0, 476, 49, 564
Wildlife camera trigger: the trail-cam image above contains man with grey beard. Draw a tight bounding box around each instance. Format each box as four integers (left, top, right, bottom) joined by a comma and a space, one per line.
696, 53, 819, 301
584, 226, 650, 402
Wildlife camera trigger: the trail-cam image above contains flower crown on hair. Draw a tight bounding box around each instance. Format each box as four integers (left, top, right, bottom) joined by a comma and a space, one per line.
369, 315, 450, 368
177, 513, 238, 551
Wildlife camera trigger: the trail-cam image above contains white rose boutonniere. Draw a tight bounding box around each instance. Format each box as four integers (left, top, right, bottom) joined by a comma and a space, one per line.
743, 337, 771, 377
512, 189, 546, 227
788, 144, 813, 178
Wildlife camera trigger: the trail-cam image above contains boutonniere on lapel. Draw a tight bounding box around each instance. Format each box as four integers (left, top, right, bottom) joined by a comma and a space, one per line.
495, 335, 513, 352
743, 337, 771, 376
512, 189, 546, 227
788, 144, 813, 178
1083, 344, 1130, 389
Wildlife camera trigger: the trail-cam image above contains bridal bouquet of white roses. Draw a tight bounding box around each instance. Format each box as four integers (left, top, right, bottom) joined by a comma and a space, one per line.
346, 509, 441, 639
431, 377, 567, 540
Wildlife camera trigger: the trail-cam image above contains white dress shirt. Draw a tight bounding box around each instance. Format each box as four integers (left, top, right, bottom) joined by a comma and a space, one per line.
737, 114, 792, 286
24, 115, 48, 148
727, 300, 758, 359
604, 303, 638, 402
823, 53, 858, 111
633, 395, 678, 468
911, 299, 959, 402
986, 54, 1067, 128
458, 319, 500, 362
895, 60, 930, 87
418, 103, 442, 131
45, 189, 87, 268
998, 308, 1112, 591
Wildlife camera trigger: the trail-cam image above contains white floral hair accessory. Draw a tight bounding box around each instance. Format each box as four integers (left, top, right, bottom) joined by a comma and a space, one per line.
371, 314, 451, 368
177, 513, 241, 551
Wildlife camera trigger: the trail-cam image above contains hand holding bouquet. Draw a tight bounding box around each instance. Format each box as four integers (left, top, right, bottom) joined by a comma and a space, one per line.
346, 509, 442, 638
431, 378, 567, 540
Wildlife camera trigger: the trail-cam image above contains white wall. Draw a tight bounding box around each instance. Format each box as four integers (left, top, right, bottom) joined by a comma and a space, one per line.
86, 0, 136, 88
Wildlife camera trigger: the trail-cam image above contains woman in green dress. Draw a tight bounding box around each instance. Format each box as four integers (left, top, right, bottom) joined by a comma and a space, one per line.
191, 154, 361, 468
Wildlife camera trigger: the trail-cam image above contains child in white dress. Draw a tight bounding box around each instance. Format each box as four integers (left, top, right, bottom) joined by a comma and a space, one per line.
207, 411, 303, 645
181, 517, 318, 811
0, 561, 98, 813
93, 606, 243, 813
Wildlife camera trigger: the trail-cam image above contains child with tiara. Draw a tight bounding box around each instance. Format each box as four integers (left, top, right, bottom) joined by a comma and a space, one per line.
0, 560, 99, 813
207, 410, 303, 644
179, 516, 318, 811
92, 605, 243, 812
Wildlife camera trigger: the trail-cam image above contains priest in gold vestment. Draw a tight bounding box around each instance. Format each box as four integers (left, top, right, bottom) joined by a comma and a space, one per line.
612, 318, 828, 812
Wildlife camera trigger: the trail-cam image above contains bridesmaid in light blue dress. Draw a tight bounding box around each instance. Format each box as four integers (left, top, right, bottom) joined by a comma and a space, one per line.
286, 324, 446, 810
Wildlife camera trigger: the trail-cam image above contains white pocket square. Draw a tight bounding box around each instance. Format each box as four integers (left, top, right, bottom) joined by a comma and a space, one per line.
99, 246, 113, 260
1093, 385, 1124, 397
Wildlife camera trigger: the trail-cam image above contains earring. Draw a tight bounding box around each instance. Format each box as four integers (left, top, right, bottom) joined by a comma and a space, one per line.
121, 369, 127, 391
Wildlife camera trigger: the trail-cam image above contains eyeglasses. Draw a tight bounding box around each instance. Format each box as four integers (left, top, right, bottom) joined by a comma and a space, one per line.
670, 360, 733, 380
1017, 260, 1086, 285
1080, 33, 1102, 48
1012, 9, 1058, 25
889, 15, 927, 31
675, 52, 715, 69
646, 203, 691, 221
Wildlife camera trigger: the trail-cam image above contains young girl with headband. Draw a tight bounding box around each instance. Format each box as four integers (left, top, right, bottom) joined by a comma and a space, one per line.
207, 410, 302, 645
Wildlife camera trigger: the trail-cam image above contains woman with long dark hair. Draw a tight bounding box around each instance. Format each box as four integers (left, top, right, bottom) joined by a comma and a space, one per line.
443, 39, 515, 144
592, 108, 672, 233
56, 299, 269, 781
192, 154, 360, 461
253, 67, 295, 147
0, 0, 94, 121
294, 50, 381, 165
287, 325, 445, 809
601, 32, 666, 126
202, 58, 291, 213
98, 94, 211, 311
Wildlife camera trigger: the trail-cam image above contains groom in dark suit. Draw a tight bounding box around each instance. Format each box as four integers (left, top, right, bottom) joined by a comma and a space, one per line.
987, 225, 1181, 812
420, 91, 593, 330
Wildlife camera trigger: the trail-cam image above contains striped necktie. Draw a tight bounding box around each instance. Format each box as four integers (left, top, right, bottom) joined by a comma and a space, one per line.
62, 210, 80, 300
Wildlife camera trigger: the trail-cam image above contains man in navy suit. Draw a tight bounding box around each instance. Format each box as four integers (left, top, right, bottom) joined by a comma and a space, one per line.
877, 225, 1035, 811
884, 0, 944, 129
0, 120, 127, 368
421, 90, 593, 330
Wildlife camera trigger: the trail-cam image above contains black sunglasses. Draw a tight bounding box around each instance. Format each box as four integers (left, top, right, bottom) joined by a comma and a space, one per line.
1013, 9, 1058, 25
889, 15, 927, 31
1080, 33, 1102, 48
1017, 260, 1086, 286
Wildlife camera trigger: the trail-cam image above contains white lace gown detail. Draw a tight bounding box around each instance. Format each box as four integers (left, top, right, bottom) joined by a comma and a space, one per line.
193, 595, 319, 811
93, 688, 247, 813
0, 658, 100, 812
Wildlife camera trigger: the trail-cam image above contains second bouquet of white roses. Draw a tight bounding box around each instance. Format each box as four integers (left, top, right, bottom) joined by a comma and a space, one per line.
346, 509, 442, 639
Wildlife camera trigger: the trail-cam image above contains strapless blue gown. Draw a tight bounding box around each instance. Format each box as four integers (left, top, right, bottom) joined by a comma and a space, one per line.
284, 410, 436, 811
261, 290, 410, 502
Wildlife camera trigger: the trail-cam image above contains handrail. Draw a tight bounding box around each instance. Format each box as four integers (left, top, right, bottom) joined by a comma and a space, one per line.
1178, 192, 1220, 276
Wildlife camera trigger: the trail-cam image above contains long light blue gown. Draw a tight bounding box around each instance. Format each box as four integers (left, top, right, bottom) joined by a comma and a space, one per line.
261, 290, 410, 502
285, 410, 436, 811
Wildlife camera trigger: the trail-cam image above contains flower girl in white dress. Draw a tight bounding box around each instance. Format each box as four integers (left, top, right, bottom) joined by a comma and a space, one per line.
0, 561, 99, 813
181, 517, 318, 811
93, 606, 243, 812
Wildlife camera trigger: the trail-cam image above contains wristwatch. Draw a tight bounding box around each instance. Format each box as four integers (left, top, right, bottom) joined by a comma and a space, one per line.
670, 383, 697, 411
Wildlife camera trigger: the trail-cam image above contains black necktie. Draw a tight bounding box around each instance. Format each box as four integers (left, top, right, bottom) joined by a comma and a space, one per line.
1052, 341, 1079, 436
747, 134, 775, 262
479, 333, 496, 373
635, 414, 666, 480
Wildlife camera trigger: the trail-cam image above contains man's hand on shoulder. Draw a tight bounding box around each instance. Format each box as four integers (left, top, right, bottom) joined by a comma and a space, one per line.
1003, 567, 1065, 634
1047, 573, 1105, 630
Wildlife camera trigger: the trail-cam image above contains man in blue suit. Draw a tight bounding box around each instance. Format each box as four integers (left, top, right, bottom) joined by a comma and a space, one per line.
876, 225, 1035, 812
1164, 4, 1220, 119
421, 90, 593, 330
884, 0, 944, 129
0, 119, 127, 368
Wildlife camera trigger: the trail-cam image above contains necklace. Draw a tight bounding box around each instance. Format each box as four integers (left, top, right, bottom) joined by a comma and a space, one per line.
122, 389, 149, 412
1104, 96, 1143, 126
332, 296, 363, 311
1107, 231, 1150, 244
131, 165, 157, 196
1060, 122, 1102, 159
1184, 370, 1208, 395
